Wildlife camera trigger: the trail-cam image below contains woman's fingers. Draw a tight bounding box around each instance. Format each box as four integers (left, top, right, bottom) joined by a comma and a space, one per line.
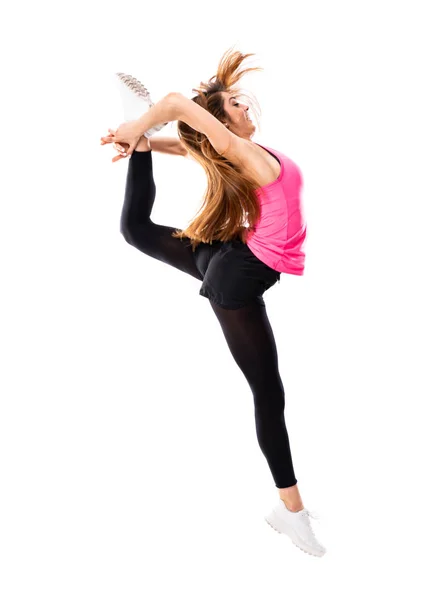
100, 130, 131, 161
100, 131, 117, 144
115, 143, 129, 158
100, 136, 125, 155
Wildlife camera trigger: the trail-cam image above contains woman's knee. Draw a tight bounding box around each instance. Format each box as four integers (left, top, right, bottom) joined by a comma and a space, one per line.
121, 221, 152, 248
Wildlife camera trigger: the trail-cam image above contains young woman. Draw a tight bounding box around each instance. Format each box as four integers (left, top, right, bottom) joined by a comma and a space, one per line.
101, 49, 325, 557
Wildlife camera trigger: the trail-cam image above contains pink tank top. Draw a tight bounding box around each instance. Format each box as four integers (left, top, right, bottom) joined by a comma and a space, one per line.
245, 143, 307, 276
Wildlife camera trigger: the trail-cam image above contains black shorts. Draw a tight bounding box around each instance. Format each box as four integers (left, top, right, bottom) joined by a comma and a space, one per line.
193, 238, 281, 309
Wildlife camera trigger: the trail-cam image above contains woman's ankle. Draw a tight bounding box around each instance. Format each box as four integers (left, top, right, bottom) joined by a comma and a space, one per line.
135, 136, 151, 152
278, 484, 304, 512
280, 498, 304, 512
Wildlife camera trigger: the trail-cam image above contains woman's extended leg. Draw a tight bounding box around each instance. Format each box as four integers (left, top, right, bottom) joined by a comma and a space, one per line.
208, 297, 303, 507
120, 148, 203, 281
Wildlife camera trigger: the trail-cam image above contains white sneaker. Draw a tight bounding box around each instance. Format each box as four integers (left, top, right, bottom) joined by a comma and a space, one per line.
265, 501, 326, 557
114, 72, 168, 138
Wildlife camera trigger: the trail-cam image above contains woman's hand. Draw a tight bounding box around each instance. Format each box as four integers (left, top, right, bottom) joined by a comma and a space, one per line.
100, 130, 130, 163
100, 120, 142, 157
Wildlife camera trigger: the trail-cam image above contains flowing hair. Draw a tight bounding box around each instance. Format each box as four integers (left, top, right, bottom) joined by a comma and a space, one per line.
171, 46, 265, 251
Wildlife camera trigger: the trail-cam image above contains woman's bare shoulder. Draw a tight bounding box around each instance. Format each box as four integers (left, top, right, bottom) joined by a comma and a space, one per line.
225, 138, 281, 187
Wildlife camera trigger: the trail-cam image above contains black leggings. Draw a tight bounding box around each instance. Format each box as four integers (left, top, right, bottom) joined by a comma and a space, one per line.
120, 150, 298, 489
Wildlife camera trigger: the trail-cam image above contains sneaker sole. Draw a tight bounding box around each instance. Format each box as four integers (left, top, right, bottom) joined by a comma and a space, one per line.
264, 510, 326, 558
114, 72, 168, 138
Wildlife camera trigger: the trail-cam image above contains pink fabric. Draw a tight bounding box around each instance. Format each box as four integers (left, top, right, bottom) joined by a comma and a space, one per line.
245, 143, 307, 276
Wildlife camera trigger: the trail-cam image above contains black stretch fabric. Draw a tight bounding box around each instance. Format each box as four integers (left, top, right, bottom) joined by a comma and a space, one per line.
120, 150, 297, 488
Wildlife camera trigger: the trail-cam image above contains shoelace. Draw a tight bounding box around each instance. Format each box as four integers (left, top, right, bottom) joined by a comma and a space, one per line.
302, 508, 321, 521
297, 508, 322, 543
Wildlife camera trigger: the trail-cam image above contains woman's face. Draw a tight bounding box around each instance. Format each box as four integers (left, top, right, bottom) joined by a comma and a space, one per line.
220, 92, 255, 139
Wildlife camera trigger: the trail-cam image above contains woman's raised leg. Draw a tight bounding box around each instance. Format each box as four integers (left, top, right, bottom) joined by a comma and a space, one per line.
120, 148, 203, 281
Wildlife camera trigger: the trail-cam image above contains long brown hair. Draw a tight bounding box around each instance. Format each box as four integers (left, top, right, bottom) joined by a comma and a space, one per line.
171, 47, 265, 251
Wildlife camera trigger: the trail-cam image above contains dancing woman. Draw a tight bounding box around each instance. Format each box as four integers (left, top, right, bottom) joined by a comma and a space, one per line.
101, 48, 325, 557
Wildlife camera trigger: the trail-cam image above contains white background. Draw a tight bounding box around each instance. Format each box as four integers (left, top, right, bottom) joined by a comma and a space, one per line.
1, 0, 428, 598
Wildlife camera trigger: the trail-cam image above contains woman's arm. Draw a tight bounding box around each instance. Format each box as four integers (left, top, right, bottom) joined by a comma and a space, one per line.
134, 92, 240, 159
148, 136, 188, 156
132, 94, 186, 156
135, 94, 176, 137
